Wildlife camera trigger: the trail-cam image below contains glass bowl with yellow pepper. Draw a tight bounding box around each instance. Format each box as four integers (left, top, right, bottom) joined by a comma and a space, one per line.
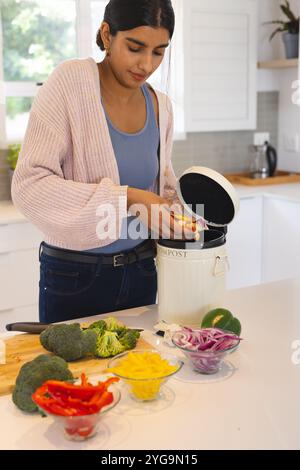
107, 350, 183, 402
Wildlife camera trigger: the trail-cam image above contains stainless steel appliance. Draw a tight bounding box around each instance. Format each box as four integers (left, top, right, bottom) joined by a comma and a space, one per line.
250, 141, 278, 180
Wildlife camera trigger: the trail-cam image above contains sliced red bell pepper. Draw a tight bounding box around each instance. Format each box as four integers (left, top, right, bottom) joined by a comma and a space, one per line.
103, 377, 119, 389
32, 374, 119, 417
46, 381, 106, 401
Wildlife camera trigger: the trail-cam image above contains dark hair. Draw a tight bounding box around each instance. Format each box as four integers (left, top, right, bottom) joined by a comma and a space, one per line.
96, 0, 175, 51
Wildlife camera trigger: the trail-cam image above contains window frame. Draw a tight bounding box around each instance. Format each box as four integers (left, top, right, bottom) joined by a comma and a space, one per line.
76, 0, 93, 58
0, 9, 6, 148
0, 0, 185, 146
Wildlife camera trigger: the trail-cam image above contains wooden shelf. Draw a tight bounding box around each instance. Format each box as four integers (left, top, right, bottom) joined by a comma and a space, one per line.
258, 58, 299, 69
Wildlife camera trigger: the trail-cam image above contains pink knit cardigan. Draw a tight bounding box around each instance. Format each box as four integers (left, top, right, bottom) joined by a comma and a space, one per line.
11, 57, 179, 251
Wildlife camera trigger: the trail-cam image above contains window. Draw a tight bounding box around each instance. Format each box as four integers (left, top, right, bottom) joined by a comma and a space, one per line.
0, 0, 185, 143
1, 0, 77, 142
2, 0, 77, 82
5, 96, 34, 142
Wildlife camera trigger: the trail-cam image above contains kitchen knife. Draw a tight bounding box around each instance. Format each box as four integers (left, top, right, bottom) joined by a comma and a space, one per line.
5, 321, 148, 335
6, 322, 50, 334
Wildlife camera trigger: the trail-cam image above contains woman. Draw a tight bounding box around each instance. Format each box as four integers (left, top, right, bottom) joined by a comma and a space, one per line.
12, 0, 196, 324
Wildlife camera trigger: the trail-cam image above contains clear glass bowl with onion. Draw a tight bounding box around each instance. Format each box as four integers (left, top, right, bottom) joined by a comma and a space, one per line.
172, 327, 241, 374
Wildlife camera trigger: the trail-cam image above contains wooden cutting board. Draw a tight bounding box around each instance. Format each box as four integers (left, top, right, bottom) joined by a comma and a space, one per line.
0, 333, 152, 397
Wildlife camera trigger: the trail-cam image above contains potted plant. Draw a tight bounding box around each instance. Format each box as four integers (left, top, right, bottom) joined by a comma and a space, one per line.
6, 143, 21, 185
264, 0, 299, 59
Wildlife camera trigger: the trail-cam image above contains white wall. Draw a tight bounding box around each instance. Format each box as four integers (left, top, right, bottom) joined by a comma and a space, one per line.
257, 0, 281, 92
257, 0, 300, 171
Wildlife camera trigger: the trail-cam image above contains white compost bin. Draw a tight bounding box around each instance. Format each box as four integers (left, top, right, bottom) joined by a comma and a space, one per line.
157, 166, 240, 326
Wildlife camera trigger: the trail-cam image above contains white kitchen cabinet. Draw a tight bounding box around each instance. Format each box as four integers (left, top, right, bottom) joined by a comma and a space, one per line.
0, 221, 42, 253
184, 0, 257, 132
0, 221, 43, 330
227, 193, 300, 290
226, 196, 263, 289
0, 249, 40, 311
262, 198, 300, 283
0, 304, 39, 330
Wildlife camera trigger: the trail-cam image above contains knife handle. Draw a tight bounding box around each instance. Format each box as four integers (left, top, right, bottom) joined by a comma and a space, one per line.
5, 322, 49, 334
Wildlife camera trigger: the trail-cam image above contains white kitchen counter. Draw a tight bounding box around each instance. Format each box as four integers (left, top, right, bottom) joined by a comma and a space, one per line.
1, 277, 300, 450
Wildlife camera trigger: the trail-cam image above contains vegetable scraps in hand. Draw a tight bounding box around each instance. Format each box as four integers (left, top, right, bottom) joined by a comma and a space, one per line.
173, 214, 206, 241
32, 373, 119, 417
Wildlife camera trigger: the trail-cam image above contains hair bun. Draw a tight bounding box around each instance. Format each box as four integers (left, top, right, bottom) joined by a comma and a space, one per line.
96, 28, 105, 51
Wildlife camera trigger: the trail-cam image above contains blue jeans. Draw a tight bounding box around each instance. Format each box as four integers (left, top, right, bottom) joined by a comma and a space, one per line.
39, 242, 157, 323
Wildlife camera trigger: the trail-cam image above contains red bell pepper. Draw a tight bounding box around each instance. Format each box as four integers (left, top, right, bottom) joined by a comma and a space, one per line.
32, 374, 119, 416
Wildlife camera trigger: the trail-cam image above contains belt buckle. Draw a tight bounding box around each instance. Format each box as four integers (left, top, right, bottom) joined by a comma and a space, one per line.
113, 254, 125, 267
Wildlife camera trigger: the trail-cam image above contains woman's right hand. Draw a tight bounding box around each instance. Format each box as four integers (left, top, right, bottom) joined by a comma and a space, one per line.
127, 187, 196, 240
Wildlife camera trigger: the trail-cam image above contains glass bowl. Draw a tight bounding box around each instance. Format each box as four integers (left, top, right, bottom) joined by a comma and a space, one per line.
172, 330, 240, 375
107, 350, 183, 402
38, 386, 120, 441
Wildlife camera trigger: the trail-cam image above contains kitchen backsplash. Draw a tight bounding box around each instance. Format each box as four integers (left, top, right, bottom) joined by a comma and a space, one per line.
0, 92, 278, 201
172, 92, 279, 177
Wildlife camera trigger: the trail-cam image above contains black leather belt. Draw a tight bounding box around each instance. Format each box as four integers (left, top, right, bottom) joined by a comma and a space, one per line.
40, 240, 157, 267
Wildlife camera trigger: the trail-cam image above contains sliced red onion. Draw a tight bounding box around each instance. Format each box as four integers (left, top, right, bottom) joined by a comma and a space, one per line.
173, 327, 241, 352
172, 327, 242, 374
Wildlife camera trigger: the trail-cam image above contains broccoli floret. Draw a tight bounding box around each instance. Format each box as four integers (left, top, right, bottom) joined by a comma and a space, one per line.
104, 317, 126, 335
39, 325, 53, 351
119, 329, 140, 350
81, 329, 98, 355
95, 331, 125, 358
40, 323, 97, 361
12, 354, 73, 413
88, 319, 107, 336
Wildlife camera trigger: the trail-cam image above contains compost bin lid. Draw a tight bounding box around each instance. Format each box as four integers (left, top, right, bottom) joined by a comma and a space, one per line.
176, 166, 240, 227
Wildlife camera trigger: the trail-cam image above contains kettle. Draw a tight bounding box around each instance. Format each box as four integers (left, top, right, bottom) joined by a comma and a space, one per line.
250, 141, 277, 179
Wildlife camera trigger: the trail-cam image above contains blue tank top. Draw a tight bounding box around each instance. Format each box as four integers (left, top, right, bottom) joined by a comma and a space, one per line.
86, 84, 160, 254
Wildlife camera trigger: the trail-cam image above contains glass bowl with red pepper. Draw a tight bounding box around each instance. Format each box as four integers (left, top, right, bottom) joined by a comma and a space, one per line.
32, 373, 121, 441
